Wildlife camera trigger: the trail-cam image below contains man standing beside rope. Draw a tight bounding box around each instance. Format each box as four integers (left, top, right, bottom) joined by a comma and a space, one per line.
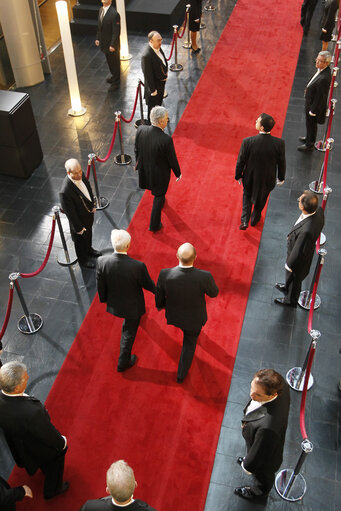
95, 0, 121, 92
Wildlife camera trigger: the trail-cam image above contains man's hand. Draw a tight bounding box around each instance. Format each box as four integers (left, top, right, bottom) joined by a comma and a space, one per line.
92, 207, 96, 213
309, 111, 316, 116
322, 28, 327, 32
151, 90, 158, 96
238, 179, 242, 185
109, 46, 115, 52
77, 228, 86, 235
95, 40, 100, 46
176, 174, 182, 182
23, 486, 33, 498
277, 179, 284, 186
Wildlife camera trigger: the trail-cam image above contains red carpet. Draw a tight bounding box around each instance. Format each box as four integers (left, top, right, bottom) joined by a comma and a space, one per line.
10, 1, 302, 509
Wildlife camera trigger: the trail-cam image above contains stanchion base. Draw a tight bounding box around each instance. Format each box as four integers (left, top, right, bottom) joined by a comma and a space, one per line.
275, 469, 307, 501
309, 180, 327, 194
120, 54, 132, 61
114, 154, 132, 165
204, 5, 216, 11
200, 23, 206, 29
96, 196, 110, 210
170, 64, 183, 72
18, 313, 43, 335
68, 106, 87, 117
57, 248, 78, 266
314, 139, 333, 152
298, 290, 321, 310
334, 80, 338, 88
183, 42, 191, 48
319, 232, 326, 245
286, 367, 314, 391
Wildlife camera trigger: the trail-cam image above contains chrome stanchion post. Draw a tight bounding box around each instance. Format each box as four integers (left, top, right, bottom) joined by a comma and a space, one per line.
114, 111, 132, 165
170, 26, 183, 72
298, 249, 327, 310
332, 64, 338, 88
183, 5, 191, 49
88, 153, 109, 209
315, 99, 337, 152
309, 138, 333, 192
275, 439, 313, 501
9, 273, 43, 335
52, 205, 77, 266
135, 80, 147, 128
204, 0, 216, 12
286, 330, 320, 391
319, 186, 332, 246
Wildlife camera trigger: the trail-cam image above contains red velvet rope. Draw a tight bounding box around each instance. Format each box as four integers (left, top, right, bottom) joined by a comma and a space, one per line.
166, 33, 176, 61
86, 162, 91, 180
177, 13, 188, 39
96, 121, 118, 163
121, 83, 141, 123
20, 217, 56, 278
91, 159, 97, 180
299, 344, 316, 439
307, 262, 323, 333
0, 285, 14, 341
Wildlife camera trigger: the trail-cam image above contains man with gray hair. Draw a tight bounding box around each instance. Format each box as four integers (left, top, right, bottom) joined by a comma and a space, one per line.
156, 243, 219, 382
0, 362, 69, 500
79, 460, 157, 510
298, 51, 332, 152
96, 230, 156, 371
60, 158, 101, 269
135, 106, 181, 232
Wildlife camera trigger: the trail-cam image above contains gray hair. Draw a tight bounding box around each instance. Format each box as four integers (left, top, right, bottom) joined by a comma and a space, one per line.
318, 51, 332, 64
150, 106, 168, 126
65, 158, 80, 173
106, 460, 136, 502
148, 30, 159, 41
111, 229, 131, 252
0, 361, 27, 393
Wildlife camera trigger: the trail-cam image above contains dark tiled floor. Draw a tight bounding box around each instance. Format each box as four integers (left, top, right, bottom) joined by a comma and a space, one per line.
0, 1, 340, 510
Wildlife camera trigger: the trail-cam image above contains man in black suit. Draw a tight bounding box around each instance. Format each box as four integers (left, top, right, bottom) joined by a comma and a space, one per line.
0, 362, 69, 500
298, 51, 332, 151
156, 243, 219, 382
141, 31, 168, 121
96, 229, 156, 372
135, 106, 181, 232
234, 369, 290, 501
0, 476, 32, 511
235, 113, 286, 230
274, 190, 324, 307
79, 460, 157, 510
95, 0, 121, 91
60, 158, 101, 269
300, 0, 318, 35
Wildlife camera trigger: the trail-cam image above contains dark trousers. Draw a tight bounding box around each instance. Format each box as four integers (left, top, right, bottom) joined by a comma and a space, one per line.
305, 106, 318, 146
284, 269, 302, 305
117, 317, 141, 370
177, 328, 201, 380
73, 224, 93, 264
41, 448, 67, 499
300, 0, 318, 31
146, 81, 166, 121
251, 470, 275, 496
105, 50, 120, 86
241, 189, 268, 225
150, 194, 165, 230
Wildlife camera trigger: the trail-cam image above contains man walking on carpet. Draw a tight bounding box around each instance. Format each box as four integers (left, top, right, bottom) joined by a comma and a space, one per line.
96, 229, 155, 372
155, 242, 219, 382
235, 113, 286, 230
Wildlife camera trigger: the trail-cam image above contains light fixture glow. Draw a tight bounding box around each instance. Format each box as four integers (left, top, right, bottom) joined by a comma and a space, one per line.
116, 0, 132, 61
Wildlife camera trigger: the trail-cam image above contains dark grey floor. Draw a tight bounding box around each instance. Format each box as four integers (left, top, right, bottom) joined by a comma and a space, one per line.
0, 1, 340, 510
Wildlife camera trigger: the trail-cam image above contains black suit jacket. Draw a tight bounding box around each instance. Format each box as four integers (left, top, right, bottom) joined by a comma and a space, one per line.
242, 383, 290, 477
286, 206, 324, 279
155, 266, 219, 331
96, 5, 120, 54
135, 126, 181, 196
59, 174, 95, 237
141, 45, 168, 100
0, 476, 25, 511
321, 0, 339, 38
235, 133, 286, 204
96, 253, 156, 319
0, 393, 65, 476
305, 66, 331, 123
79, 496, 157, 511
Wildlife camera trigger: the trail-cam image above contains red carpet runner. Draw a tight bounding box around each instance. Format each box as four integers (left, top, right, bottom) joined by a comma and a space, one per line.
10, 1, 302, 509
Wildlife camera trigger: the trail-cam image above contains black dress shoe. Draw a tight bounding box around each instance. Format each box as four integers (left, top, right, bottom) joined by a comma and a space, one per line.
274, 297, 297, 308
298, 136, 306, 143
106, 75, 114, 83
149, 223, 163, 232
89, 248, 102, 257
237, 456, 244, 465
45, 481, 70, 500
250, 215, 260, 227
192, 47, 201, 54
80, 260, 95, 269
234, 486, 257, 500
117, 354, 137, 372
275, 283, 286, 294
176, 377, 184, 383
297, 144, 313, 152
239, 222, 248, 230
108, 83, 120, 91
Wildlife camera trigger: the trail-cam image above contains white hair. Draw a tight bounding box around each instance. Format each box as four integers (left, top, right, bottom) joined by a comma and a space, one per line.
111, 229, 131, 252
150, 106, 168, 126
65, 158, 80, 173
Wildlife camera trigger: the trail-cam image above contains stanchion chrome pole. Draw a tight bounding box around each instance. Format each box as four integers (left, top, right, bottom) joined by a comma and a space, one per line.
286, 330, 320, 391
275, 439, 313, 501
9, 273, 43, 334
53, 206, 77, 266
87, 153, 109, 209
183, 5, 191, 49
315, 99, 337, 151
298, 249, 327, 310
114, 112, 132, 165
170, 26, 183, 72
309, 138, 333, 193
204, 0, 216, 11
318, 186, 332, 246
135, 80, 148, 128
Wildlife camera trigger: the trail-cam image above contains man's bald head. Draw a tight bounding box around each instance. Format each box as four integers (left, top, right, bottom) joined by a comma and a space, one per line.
176, 243, 196, 266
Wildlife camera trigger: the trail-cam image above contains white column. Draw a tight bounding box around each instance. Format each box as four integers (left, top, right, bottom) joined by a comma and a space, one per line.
116, 0, 132, 60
